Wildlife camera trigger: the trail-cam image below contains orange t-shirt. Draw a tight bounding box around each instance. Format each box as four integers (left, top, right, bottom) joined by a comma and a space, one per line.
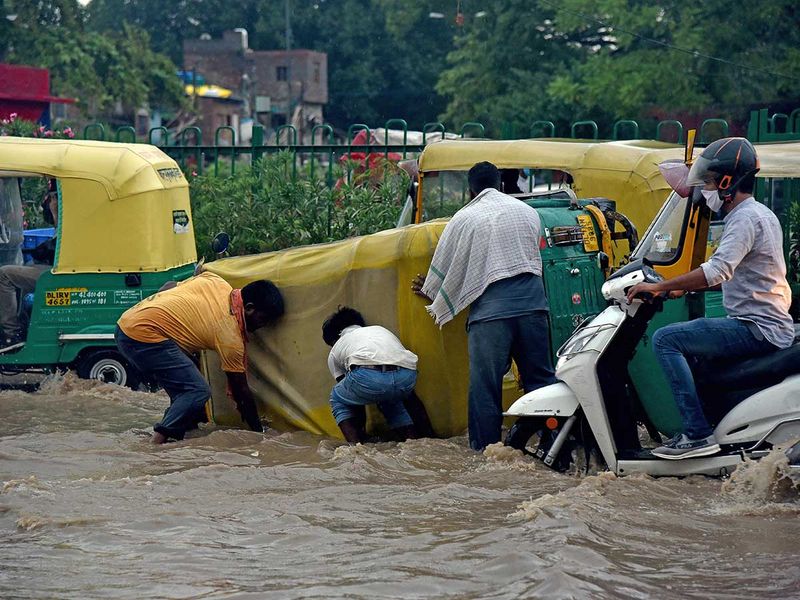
118, 272, 245, 372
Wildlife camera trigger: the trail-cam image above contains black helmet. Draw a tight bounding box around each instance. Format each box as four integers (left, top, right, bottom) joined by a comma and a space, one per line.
686, 137, 759, 201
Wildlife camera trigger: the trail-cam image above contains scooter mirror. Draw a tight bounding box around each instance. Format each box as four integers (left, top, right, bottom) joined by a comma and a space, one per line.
211, 232, 230, 255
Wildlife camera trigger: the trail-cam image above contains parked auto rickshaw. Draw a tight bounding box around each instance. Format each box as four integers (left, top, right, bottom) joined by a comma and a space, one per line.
0, 138, 197, 386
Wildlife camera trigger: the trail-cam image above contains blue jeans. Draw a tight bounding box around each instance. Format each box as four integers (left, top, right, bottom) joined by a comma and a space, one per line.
653, 318, 778, 439
330, 367, 416, 429
467, 312, 555, 451
115, 326, 210, 440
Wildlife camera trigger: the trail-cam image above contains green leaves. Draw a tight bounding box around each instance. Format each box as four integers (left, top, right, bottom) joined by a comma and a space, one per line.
189, 153, 409, 261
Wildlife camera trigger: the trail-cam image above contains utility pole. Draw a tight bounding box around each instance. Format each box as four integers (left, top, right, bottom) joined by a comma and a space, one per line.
285, 0, 294, 129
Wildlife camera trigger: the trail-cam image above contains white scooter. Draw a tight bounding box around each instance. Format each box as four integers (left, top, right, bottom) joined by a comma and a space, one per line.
504, 258, 800, 477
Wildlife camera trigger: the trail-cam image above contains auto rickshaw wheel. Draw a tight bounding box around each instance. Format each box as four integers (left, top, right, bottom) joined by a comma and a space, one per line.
76, 350, 140, 389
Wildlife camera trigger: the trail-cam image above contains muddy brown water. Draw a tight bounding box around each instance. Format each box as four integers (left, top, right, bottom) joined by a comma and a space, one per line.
1, 374, 799, 600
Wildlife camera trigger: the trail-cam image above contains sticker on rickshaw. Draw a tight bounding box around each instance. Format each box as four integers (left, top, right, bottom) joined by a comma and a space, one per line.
172, 210, 190, 234
576, 214, 599, 252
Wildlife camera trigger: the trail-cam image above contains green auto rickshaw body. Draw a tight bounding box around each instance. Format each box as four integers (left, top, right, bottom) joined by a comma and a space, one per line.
0, 138, 197, 384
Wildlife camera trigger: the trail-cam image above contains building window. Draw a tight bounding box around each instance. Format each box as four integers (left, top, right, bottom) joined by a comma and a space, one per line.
276, 66, 288, 81
313, 62, 320, 83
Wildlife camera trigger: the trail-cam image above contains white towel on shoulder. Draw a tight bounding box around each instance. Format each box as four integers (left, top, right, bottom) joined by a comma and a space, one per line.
421, 188, 543, 327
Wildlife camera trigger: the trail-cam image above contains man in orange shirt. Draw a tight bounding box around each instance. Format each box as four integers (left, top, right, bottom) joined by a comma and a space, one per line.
115, 272, 284, 444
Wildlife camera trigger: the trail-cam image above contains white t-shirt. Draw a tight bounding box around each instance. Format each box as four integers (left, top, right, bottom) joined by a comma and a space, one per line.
327, 325, 418, 379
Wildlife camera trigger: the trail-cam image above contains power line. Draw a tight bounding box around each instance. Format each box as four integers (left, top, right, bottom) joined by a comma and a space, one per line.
535, 0, 800, 82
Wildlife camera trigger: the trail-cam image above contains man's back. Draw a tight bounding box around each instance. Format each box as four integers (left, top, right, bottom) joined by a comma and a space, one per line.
702, 198, 793, 348
327, 325, 417, 379
118, 272, 245, 371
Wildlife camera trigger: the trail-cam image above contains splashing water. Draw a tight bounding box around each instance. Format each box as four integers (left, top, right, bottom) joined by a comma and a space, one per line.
1, 384, 799, 599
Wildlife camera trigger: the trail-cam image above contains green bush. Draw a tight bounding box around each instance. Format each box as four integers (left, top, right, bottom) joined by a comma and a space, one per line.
189, 152, 410, 261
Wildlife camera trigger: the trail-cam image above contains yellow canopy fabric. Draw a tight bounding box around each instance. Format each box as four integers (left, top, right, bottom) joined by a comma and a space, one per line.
204, 221, 523, 439
419, 139, 684, 236
0, 138, 196, 273
418, 138, 800, 239
751, 141, 800, 178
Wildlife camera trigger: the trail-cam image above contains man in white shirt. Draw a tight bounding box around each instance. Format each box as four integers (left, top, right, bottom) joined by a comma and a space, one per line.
322, 306, 433, 443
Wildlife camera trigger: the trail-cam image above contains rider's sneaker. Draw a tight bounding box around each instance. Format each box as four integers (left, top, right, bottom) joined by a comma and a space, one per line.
651, 433, 720, 460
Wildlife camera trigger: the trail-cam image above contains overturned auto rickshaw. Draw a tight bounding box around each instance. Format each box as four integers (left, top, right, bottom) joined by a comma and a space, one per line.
0, 138, 197, 386
200, 140, 645, 439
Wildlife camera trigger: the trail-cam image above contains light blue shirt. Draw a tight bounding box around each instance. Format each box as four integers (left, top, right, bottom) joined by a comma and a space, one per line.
700, 198, 794, 348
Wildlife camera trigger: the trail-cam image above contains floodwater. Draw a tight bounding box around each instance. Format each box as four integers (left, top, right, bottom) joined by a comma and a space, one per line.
1, 375, 799, 600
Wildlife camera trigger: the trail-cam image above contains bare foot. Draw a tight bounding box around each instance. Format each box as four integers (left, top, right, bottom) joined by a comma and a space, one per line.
152, 431, 168, 444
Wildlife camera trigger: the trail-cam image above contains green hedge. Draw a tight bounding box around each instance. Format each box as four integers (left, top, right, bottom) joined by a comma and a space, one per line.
189, 152, 410, 261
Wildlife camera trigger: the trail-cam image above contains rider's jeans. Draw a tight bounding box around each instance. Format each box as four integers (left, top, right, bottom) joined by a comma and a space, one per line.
652, 317, 778, 439
0, 264, 50, 339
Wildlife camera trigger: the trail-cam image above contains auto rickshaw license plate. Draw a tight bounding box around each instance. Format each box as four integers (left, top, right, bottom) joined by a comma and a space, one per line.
576, 215, 599, 252
45, 291, 71, 306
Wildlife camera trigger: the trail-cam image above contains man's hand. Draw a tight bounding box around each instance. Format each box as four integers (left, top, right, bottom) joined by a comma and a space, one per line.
668, 290, 687, 299
625, 282, 662, 304
411, 274, 431, 300
226, 372, 264, 432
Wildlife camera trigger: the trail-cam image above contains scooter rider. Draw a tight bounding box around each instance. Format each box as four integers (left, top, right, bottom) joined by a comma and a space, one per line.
627, 138, 794, 460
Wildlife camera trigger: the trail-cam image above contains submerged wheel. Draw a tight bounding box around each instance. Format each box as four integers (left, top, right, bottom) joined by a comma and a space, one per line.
76, 350, 140, 389
505, 417, 576, 472
505, 418, 543, 453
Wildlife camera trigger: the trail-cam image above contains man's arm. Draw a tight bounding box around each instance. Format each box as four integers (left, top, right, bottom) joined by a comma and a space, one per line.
626, 267, 709, 303
225, 371, 263, 432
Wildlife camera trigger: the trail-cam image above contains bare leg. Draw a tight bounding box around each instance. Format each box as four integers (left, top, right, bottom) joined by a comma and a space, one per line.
338, 418, 365, 444
402, 391, 435, 438
152, 431, 168, 444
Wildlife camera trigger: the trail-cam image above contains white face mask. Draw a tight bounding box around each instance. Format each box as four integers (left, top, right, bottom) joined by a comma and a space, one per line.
701, 189, 723, 213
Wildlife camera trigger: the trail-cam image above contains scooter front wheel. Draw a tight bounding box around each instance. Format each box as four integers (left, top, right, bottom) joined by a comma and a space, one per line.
505, 417, 543, 453
505, 417, 576, 472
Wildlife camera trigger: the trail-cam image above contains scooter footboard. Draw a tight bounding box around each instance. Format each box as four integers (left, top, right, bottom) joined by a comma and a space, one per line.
504, 382, 578, 418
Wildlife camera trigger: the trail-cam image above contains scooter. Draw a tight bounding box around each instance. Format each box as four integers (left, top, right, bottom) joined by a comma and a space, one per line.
503, 258, 800, 477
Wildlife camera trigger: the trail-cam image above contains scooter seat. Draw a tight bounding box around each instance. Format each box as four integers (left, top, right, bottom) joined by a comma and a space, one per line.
696, 340, 800, 392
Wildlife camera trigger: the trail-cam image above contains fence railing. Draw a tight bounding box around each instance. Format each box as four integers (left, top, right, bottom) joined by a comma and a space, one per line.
74, 109, 800, 180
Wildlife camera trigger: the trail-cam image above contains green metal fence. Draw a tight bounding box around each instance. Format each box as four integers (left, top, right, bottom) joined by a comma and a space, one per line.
76, 109, 800, 183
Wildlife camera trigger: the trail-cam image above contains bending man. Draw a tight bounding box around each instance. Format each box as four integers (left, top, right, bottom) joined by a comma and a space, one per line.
116, 272, 285, 443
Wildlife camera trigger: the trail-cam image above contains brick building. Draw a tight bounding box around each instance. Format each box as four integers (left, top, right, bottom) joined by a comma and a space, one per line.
183, 29, 328, 143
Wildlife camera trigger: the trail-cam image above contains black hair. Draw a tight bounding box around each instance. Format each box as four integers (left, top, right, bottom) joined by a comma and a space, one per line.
468, 161, 501, 195
241, 280, 284, 322
322, 306, 365, 346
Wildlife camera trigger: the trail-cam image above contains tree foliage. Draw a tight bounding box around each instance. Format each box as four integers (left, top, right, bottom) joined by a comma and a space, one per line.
85, 0, 455, 129
437, 0, 800, 134
1, 0, 185, 116
2, 0, 798, 134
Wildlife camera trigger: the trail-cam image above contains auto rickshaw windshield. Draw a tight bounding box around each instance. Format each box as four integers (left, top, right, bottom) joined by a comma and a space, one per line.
630, 191, 690, 265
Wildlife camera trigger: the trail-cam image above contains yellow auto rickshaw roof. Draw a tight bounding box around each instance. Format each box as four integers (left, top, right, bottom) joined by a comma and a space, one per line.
0, 137, 187, 198
0, 137, 196, 273
418, 137, 800, 179
418, 138, 683, 174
